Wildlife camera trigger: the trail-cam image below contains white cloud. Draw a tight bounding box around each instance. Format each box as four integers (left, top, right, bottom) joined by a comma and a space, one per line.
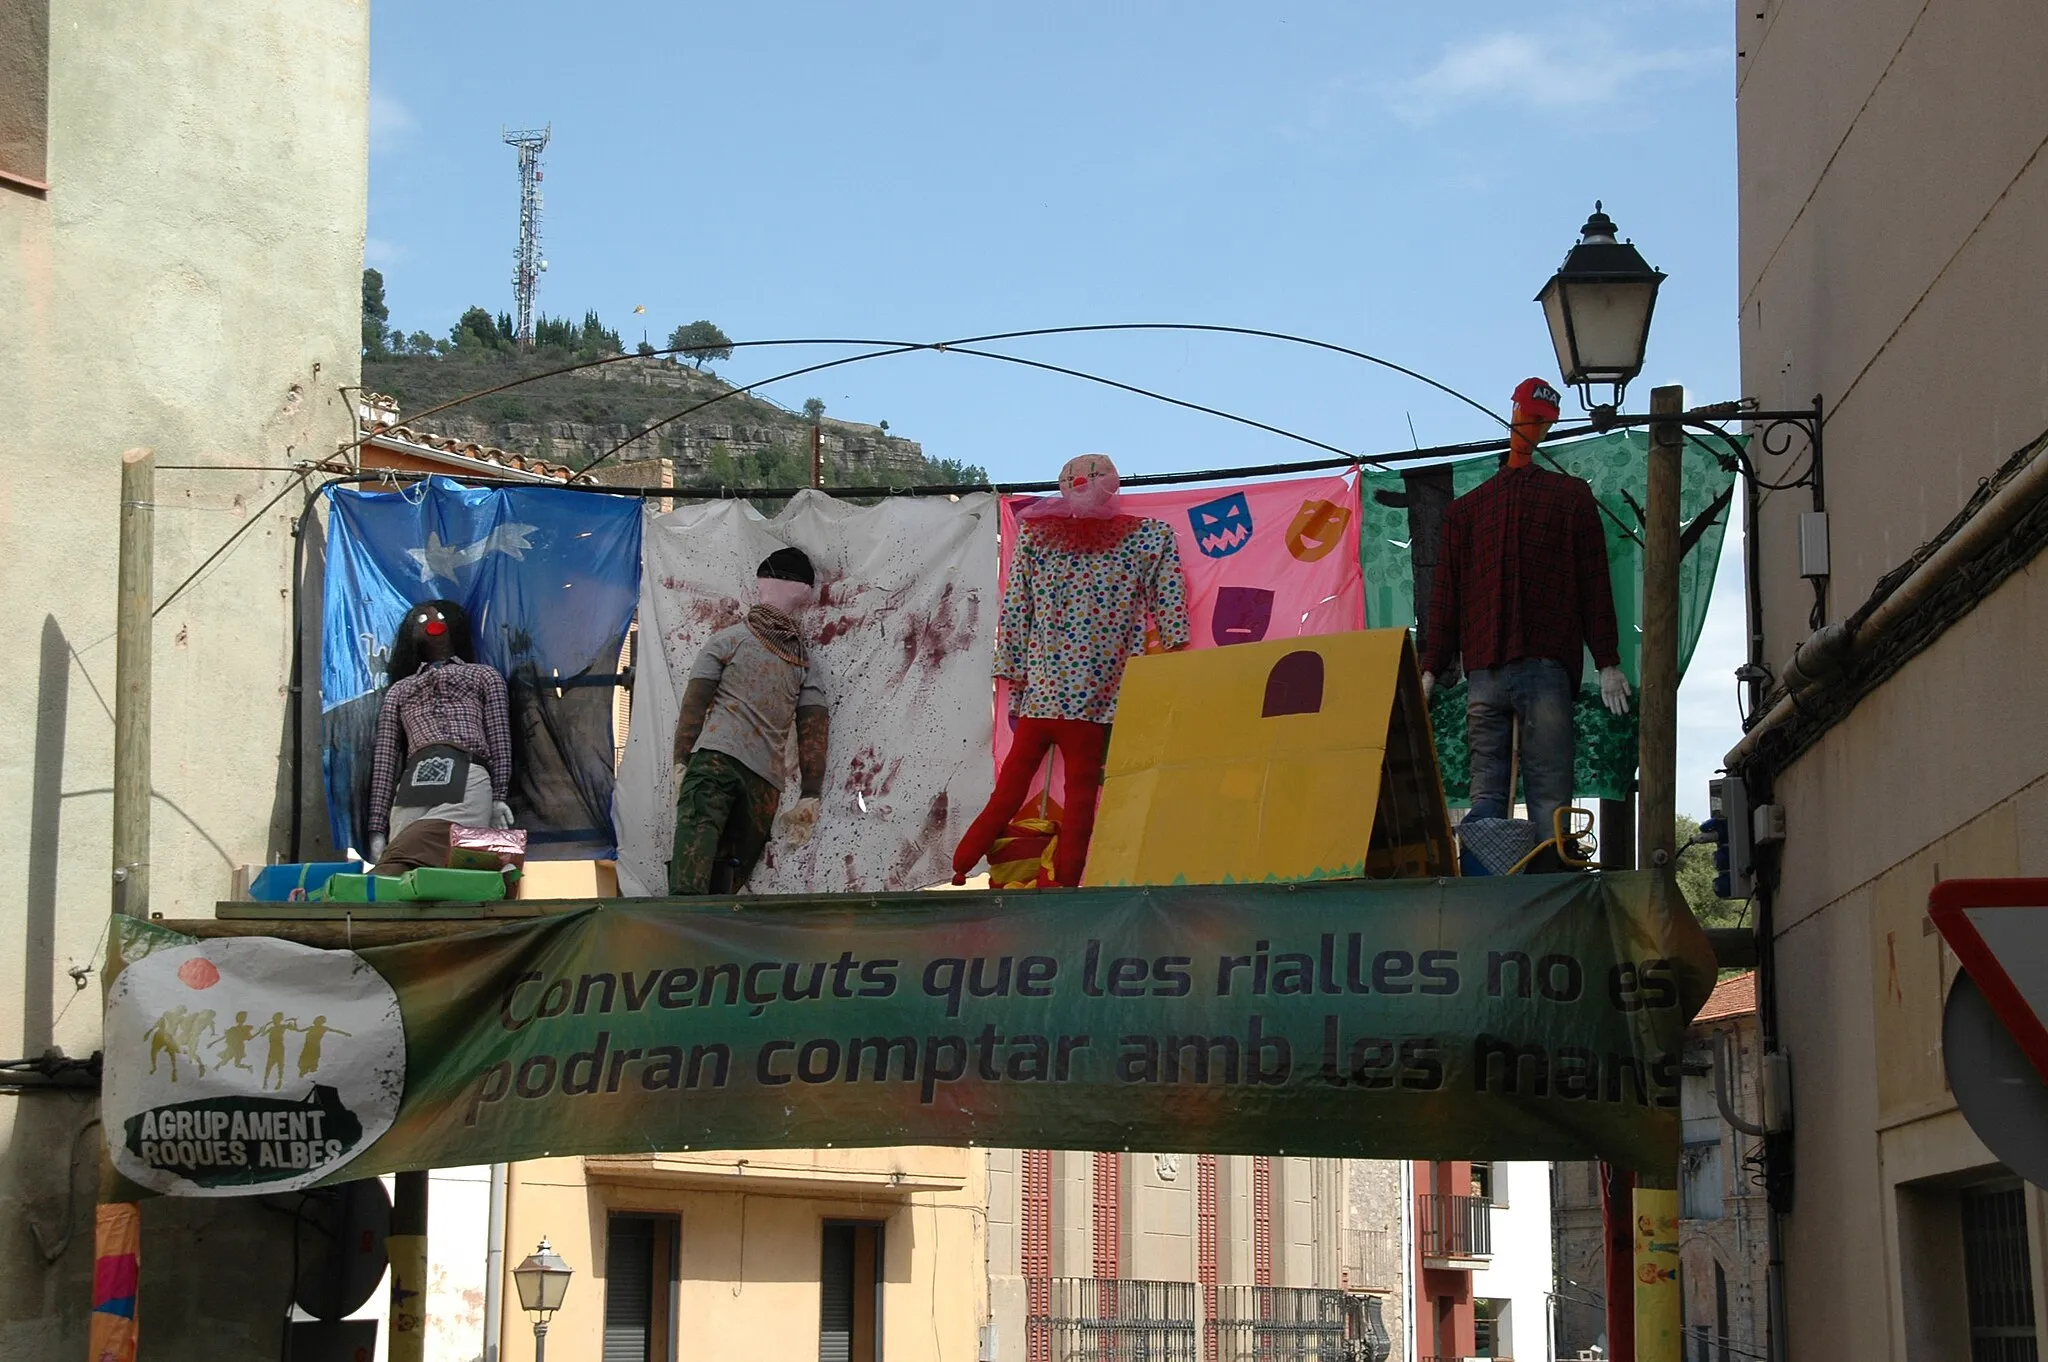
369, 87, 416, 152
1385, 27, 1719, 125
365, 237, 409, 269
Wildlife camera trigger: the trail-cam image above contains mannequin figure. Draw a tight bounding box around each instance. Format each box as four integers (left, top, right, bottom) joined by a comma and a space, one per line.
953, 454, 1191, 887
366, 599, 514, 874
669, 547, 831, 895
1422, 378, 1631, 841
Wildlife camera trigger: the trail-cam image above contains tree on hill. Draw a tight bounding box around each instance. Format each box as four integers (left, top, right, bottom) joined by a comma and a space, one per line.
668, 320, 734, 369
451, 306, 509, 352
578, 309, 621, 356
802, 397, 826, 424
362, 269, 390, 359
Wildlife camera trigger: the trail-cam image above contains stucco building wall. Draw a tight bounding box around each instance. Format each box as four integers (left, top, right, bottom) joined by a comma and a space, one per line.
1737, 1, 2048, 1357
501, 1149, 989, 1362
0, 0, 367, 1355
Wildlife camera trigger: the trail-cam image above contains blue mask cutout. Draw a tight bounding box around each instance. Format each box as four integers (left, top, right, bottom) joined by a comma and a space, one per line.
1189, 491, 1254, 558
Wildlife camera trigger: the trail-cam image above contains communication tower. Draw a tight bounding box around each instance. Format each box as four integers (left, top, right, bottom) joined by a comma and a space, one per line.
502, 125, 551, 347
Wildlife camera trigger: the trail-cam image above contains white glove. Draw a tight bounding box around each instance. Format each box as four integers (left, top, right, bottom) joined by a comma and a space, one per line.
490, 800, 516, 829
1598, 665, 1632, 716
776, 796, 822, 847
1421, 671, 1434, 701
367, 834, 387, 865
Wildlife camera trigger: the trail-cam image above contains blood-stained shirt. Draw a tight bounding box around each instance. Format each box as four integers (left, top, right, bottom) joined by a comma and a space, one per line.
994, 516, 1191, 723
687, 623, 831, 786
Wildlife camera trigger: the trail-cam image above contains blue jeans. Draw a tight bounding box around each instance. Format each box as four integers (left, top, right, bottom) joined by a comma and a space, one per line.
1465, 657, 1576, 841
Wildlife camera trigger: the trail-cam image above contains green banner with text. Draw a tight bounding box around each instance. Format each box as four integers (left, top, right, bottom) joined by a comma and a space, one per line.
103, 872, 1713, 1195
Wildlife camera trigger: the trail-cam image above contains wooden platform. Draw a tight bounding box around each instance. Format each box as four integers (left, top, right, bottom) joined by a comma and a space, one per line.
168, 898, 1762, 969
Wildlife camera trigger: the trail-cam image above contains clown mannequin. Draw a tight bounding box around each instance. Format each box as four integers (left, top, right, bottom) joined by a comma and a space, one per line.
952, 453, 1191, 887
669, 547, 832, 895
365, 599, 515, 874
1421, 378, 1630, 842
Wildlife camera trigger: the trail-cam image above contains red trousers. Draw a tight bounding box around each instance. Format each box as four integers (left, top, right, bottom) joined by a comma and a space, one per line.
954, 718, 1110, 888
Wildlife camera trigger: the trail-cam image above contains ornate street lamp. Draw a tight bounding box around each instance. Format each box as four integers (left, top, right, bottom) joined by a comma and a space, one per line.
512, 1238, 573, 1362
1535, 201, 1666, 425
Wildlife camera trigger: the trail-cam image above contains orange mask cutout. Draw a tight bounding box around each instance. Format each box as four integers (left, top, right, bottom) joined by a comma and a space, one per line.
1285, 499, 1352, 562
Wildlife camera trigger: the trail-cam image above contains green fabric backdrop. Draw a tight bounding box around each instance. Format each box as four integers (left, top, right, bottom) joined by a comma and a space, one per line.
1358, 430, 1740, 804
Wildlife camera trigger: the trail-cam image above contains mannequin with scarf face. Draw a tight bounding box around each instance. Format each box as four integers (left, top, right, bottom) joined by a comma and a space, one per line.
952, 453, 1192, 887
365, 599, 515, 872
669, 547, 832, 895
1420, 378, 1631, 844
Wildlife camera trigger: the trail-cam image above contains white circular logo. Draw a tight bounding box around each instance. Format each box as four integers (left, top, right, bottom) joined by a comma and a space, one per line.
103, 938, 405, 1195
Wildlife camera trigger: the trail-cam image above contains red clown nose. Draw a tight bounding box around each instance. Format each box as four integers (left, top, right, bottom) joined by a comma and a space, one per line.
424, 619, 447, 637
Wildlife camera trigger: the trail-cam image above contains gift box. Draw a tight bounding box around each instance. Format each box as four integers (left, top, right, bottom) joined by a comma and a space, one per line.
512, 859, 619, 899
447, 825, 528, 874
239, 862, 366, 902
400, 866, 508, 902
311, 873, 411, 903
313, 867, 507, 903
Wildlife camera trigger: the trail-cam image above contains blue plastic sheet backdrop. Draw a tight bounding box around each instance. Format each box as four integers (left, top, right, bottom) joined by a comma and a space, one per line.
321, 478, 642, 858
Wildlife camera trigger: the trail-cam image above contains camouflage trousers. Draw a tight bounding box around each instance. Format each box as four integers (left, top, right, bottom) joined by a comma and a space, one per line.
668, 749, 781, 895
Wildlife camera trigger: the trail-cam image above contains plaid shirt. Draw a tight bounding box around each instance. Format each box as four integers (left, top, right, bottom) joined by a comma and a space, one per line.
1422, 464, 1621, 690
367, 660, 513, 835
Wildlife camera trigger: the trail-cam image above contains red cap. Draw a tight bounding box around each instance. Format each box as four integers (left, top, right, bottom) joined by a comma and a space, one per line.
1512, 377, 1562, 422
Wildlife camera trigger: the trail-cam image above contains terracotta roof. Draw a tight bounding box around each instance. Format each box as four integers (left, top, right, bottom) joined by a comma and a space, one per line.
360, 422, 577, 483
1693, 970, 1757, 1024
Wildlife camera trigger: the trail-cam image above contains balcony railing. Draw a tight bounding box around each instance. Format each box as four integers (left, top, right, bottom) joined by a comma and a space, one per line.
1213, 1285, 1386, 1362
1031, 1281, 1393, 1362
1031, 1277, 1200, 1362
1416, 1192, 1492, 1260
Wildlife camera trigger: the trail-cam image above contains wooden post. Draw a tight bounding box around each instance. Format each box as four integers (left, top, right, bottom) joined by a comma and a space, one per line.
389, 1171, 429, 1362
1638, 387, 1682, 872
113, 448, 154, 919
810, 422, 823, 489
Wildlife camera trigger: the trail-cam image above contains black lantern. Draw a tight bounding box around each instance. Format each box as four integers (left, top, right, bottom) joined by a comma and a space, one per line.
1535, 202, 1665, 420
512, 1238, 573, 1361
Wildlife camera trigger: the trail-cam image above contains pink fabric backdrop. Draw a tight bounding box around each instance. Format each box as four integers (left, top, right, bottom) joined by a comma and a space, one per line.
990, 472, 1365, 787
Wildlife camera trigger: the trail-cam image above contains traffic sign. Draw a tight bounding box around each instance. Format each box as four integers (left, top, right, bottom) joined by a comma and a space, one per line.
1929, 879, 2048, 1086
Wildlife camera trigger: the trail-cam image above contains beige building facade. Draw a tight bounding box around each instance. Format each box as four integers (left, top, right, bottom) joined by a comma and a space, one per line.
0, 0, 368, 1354
477, 1149, 1408, 1361
1736, 1, 2048, 1358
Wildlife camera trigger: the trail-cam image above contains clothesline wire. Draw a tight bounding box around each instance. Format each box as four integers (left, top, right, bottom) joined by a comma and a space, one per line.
576, 340, 1376, 477
348, 323, 1512, 469
320, 417, 1702, 505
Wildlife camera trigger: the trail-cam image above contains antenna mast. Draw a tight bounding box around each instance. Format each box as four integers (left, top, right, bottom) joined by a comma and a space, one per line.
502, 125, 551, 348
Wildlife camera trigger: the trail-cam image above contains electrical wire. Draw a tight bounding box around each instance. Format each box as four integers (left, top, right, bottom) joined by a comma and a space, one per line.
351, 323, 1506, 463
577, 340, 1373, 478
154, 470, 312, 618
27, 1116, 101, 1263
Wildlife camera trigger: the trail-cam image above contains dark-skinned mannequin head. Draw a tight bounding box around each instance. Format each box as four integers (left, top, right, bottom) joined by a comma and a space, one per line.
386, 599, 476, 683
1507, 377, 1563, 468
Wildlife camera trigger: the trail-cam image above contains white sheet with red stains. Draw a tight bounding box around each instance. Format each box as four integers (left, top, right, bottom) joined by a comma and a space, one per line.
614, 490, 998, 895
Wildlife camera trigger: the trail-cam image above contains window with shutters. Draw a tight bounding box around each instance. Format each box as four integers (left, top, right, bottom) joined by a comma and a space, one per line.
603, 1213, 678, 1362
820, 1221, 885, 1362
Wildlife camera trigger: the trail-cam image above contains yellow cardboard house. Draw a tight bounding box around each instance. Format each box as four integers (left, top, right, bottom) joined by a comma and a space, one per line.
1084, 628, 1455, 886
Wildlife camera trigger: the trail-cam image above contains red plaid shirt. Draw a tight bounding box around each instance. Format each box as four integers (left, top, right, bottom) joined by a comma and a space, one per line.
368, 659, 513, 835
1422, 464, 1621, 689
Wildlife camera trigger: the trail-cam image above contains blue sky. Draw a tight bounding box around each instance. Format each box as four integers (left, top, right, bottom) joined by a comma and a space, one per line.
370, 0, 1744, 818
